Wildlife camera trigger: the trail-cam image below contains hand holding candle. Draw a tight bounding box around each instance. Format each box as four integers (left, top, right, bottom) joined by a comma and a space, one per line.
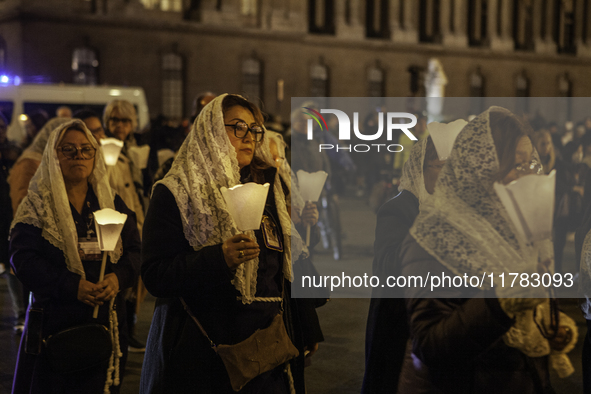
296, 170, 328, 246
92, 208, 128, 319
221, 183, 270, 298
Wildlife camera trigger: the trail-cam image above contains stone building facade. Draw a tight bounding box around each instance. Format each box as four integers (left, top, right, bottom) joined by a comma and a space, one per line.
0, 0, 590, 121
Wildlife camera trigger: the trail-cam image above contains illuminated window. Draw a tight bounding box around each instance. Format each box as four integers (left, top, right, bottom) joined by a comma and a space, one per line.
162, 53, 184, 119
310, 63, 329, 97
140, 0, 182, 12
368, 66, 385, 97
242, 57, 263, 102
72, 47, 98, 85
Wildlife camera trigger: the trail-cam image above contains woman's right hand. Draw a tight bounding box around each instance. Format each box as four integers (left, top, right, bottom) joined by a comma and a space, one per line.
222, 234, 260, 270
77, 279, 102, 307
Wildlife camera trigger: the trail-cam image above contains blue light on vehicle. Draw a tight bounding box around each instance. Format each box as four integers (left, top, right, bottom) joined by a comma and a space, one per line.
0, 75, 9, 84
14, 76, 21, 85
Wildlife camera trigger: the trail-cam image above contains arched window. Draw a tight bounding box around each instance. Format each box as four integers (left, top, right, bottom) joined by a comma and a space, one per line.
469, 67, 485, 115
419, 0, 441, 43
515, 70, 530, 114
558, 72, 572, 97
367, 65, 385, 97
554, 0, 577, 54
242, 57, 263, 102
309, 0, 335, 35
468, 0, 489, 47
366, 0, 390, 39
310, 62, 329, 97
515, 71, 529, 97
513, 0, 534, 50
72, 47, 99, 85
162, 53, 184, 119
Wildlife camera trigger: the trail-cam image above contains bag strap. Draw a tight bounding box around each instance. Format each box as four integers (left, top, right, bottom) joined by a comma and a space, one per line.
180, 278, 286, 351
180, 297, 218, 351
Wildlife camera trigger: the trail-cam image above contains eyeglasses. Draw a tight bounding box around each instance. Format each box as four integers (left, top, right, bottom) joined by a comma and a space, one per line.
515, 159, 543, 176
57, 144, 96, 159
224, 122, 264, 142
109, 117, 132, 125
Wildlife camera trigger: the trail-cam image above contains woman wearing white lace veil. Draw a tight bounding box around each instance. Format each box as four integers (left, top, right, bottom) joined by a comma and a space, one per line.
363, 136, 446, 394
397, 107, 576, 393
9, 119, 141, 394
8, 117, 70, 213
140, 94, 313, 394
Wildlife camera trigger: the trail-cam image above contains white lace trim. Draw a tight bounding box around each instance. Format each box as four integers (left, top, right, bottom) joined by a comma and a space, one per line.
157, 94, 296, 304
11, 119, 121, 280
410, 107, 550, 287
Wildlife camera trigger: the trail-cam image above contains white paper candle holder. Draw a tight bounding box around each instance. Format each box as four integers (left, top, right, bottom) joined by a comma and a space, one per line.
100, 138, 124, 167
93, 208, 128, 251
494, 170, 556, 244
128, 145, 150, 170
157, 149, 175, 168
221, 183, 270, 231
427, 119, 467, 160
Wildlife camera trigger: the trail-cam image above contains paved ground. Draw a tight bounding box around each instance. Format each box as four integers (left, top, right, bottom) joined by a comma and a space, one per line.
0, 196, 587, 393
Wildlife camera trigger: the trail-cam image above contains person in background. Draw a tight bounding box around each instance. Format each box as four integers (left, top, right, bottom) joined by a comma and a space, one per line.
362, 137, 444, 394
56, 106, 73, 119
21, 110, 49, 150
9, 119, 141, 393
74, 109, 107, 142
554, 140, 586, 273
6, 117, 70, 334
393, 113, 429, 174
103, 100, 146, 353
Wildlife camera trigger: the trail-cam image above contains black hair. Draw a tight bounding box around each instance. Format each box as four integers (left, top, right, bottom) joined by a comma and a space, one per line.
73, 109, 101, 122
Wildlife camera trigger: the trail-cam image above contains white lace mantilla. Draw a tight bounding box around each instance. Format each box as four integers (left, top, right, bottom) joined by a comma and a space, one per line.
11, 120, 122, 279
157, 94, 297, 304
398, 137, 430, 207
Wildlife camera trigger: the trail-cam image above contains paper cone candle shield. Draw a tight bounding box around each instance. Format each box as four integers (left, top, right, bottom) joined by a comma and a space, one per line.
493, 170, 556, 243
157, 149, 175, 167
427, 119, 467, 160
297, 170, 328, 202
100, 138, 124, 166
221, 183, 270, 231
128, 145, 150, 170
93, 208, 128, 251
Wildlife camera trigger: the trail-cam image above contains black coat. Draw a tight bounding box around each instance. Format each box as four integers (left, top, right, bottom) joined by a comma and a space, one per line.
9, 190, 141, 394
362, 190, 418, 394
397, 234, 553, 394
140, 167, 317, 394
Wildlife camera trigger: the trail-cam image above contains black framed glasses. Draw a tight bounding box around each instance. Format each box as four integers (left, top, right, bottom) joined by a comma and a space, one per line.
224, 122, 264, 142
109, 117, 132, 125
57, 144, 96, 159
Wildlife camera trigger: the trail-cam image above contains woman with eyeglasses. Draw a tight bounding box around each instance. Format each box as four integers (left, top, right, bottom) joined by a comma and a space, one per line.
140, 94, 313, 393
103, 99, 148, 353
396, 107, 576, 393
9, 119, 141, 393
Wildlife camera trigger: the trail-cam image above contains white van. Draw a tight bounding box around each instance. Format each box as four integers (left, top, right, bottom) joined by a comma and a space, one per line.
0, 83, 150, 143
